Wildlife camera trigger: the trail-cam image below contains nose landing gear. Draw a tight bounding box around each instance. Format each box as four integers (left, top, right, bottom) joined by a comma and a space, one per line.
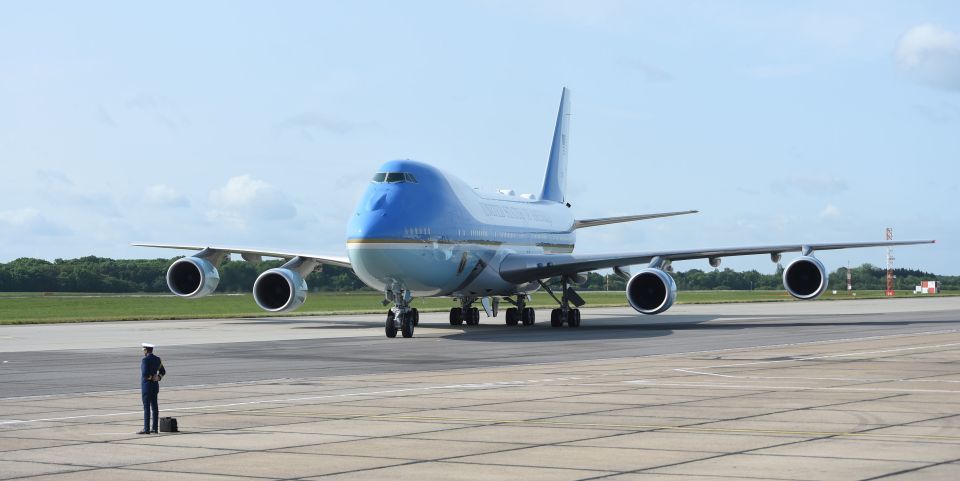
384, 290, 418, 338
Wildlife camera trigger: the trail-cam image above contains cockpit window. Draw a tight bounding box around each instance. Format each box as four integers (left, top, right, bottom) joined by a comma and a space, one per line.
372, 172, 417, 184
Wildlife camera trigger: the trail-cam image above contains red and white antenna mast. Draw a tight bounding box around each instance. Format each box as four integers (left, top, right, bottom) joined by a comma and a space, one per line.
885, 228, 895, 296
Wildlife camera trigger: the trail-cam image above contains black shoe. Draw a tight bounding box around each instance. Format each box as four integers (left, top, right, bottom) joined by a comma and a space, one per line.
136, 430, 150, 435
150, 430, 158, 434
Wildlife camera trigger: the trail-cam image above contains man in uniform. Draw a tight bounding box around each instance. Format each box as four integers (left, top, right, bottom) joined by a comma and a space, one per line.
138, 343, 166, 434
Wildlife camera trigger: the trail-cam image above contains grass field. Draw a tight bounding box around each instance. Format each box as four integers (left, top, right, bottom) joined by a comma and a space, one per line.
1, 289, 955, 325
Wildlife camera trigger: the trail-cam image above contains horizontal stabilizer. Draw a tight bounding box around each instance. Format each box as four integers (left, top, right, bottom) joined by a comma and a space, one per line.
574, 210, 698, 229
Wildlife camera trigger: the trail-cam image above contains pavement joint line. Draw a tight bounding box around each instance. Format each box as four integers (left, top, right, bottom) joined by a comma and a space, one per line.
173, 409, 960, 443
673, 368, 960, 384
624, 380, 960, 394
691, 341, 960, 370
3, 326, 958, 402
574, 401, 960, 480
860, 456, 960, 481
0, 376, 589, 426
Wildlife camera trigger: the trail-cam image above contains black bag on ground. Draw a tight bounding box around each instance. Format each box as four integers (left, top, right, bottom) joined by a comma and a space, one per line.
159, 417, 178, 432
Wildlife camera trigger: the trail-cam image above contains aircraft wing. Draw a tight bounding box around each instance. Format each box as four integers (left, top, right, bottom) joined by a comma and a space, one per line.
574, 210, 698, 229
499, 240, 935, 284
132, 243, 352, 268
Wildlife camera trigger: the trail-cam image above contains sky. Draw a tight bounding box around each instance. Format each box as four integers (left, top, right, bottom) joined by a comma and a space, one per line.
1, 1, 958, 275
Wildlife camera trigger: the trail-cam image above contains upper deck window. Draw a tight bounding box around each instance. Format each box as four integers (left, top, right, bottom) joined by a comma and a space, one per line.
372, 172, 418, 183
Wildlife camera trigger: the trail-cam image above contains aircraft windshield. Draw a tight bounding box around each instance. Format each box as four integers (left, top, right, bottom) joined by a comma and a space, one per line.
372, 172, 417, 183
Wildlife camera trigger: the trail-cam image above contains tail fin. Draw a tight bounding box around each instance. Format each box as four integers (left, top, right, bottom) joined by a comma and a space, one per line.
540, 87, 571, 203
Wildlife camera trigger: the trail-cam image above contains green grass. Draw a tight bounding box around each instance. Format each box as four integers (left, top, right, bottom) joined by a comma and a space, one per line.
1, 289, 956, 325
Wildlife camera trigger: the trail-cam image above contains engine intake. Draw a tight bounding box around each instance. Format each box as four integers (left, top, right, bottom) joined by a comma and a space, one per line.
166, 257, 220, 298
626, 268, 677, 314
253, 268, 308, 312
783, 256, 828, 299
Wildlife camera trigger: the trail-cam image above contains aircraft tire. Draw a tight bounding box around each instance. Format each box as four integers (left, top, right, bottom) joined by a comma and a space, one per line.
385, 311, 398, 338
550, 309, 563, 327
401, 313, 414, 338
468, 307, 480, 325
568, 309, 581, 327
450, 308, 463, 326
505, 308, 518, 326
412, 308, 419, 326
522, 307, 535, 326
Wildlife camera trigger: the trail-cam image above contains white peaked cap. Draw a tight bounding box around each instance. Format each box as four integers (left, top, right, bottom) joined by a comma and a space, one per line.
141, 343, 155, 349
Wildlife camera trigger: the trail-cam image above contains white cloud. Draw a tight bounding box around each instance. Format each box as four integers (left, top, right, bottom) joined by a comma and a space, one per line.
125, 92, 188, 130
35, 170, 121, 217
820, 203, 841, 219
207, 175, 297, 228
772, 176, 848, 196
0, 208, 70, 236
749, 63, 813, 79
144, 184, 190, 208
619, 59, 673, 83
273, 112, 377, 141
895, 24, 960, 91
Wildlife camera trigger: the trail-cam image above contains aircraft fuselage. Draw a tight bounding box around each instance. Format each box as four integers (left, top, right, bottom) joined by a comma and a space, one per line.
346, 159, 575, 298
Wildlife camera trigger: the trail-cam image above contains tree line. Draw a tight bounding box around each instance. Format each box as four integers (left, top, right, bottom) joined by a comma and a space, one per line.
0, 256, 955, 293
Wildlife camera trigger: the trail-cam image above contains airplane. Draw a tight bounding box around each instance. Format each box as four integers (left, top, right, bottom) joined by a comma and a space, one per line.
135, 88, 934, 339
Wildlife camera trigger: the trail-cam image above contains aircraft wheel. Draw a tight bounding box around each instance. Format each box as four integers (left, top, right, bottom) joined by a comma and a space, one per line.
401, 313, 415, 338
449, 308, 463, 326
550, 309, 563, 327
522, 307, 535, 326
412, 308, 419, 326
505, 308, 518, 326
467, 307, 480, 326
568, 309, 581, 327
385, 311, 398, 338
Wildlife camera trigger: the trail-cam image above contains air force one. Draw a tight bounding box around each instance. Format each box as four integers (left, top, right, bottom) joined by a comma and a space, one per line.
136, 88, 934, 338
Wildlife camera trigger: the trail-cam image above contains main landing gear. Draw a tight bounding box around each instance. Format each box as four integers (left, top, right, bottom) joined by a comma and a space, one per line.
449, 297, 480, 326
503, 295, 535, 326
385, 290, 418, 339
539, 277, 585, 328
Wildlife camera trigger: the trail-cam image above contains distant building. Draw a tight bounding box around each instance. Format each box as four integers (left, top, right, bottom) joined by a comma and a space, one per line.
914, 281, 940, 294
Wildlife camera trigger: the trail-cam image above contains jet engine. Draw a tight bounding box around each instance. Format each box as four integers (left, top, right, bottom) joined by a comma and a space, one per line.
166, 257, 220, 298
626, 268, 678, 315
782, 256, 828, 299
253, 267, 308, 312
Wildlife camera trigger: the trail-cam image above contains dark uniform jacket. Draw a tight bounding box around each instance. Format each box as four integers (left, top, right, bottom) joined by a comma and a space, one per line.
140, 353, 166, 389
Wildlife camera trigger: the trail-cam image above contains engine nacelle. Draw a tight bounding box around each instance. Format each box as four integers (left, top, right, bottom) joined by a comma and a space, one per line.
253, 267, 308, 312
783, 256, 828, 300
626, 268, 678, 315
166, 257, 220, 298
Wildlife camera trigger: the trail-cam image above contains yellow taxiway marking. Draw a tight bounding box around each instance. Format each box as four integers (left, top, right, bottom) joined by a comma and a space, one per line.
203, 408, 960, 443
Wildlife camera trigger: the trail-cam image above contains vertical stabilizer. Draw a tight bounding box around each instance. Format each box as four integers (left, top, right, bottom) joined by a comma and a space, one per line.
540, 87, 571, 203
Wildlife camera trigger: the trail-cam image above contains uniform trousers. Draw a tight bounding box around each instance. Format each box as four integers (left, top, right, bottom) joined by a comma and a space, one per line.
142, 382, 160, 431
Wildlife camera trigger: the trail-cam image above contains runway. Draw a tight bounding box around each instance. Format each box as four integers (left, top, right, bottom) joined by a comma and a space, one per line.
1, 297, 959, 480
2, 297, 958, 398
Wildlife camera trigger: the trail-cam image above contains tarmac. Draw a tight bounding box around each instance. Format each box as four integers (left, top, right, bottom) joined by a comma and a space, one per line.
1, 297, 959, 480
